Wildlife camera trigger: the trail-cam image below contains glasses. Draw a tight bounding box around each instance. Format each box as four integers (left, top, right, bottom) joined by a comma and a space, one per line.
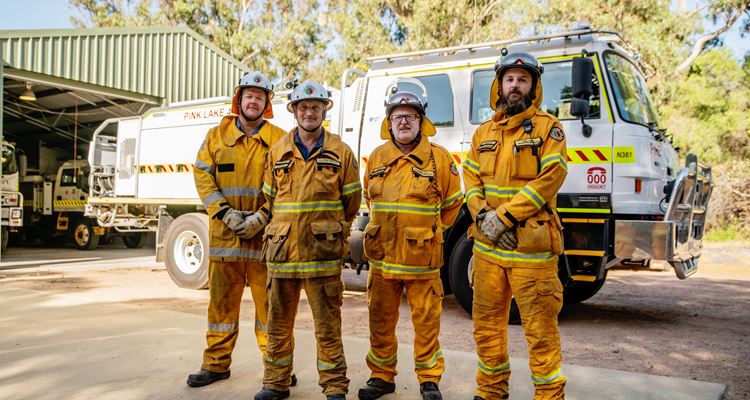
296, 104, 323, 114
389, 114, 419, 123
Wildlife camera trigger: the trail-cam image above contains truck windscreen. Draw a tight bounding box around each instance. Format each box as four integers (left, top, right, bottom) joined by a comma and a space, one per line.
604, 52, 659, 127
1, 146, 18, 175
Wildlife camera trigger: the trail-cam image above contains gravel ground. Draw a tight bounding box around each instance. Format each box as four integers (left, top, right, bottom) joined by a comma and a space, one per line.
1, 240, 748, 399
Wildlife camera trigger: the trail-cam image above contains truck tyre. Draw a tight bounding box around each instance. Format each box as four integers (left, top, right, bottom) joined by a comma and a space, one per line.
563, 275, 607, 304
448, 232, 521, 324
1, 226, 8, 250
73, 219, 100, 250
165, 213, 209, 289
123, 232, 147, 249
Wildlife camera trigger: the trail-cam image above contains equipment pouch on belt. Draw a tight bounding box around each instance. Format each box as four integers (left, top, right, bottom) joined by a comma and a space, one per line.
549, 208, 564, 255
516, 211, 554, 253
512, 137, 543, 180
310, 220, 344, 260
403, 227, 443, 268
263, 222, 291, 262
362, 223, 384, 261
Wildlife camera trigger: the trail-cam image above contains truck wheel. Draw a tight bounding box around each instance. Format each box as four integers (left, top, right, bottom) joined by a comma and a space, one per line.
164, 213, 209, 289
73, 219, 100, 250
448, 232, 521, 324
1, 226, 8, 250
563, 275, 607, 304
123, 232, 147, 249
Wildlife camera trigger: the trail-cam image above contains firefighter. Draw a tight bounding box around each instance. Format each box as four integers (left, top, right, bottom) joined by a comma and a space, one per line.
357, 79, 463, 400
188, 71, 288, 388
253, 80, 361, 400
462, 51, 568, 400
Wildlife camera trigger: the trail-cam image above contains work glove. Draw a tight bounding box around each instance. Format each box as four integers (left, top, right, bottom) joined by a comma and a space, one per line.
480, 210, 508, 243
236, 212, 269, 240
495, 229, 518, 251
222, 208, 251, 231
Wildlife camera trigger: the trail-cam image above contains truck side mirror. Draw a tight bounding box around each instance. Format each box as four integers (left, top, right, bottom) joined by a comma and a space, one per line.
571, 55, 594, 137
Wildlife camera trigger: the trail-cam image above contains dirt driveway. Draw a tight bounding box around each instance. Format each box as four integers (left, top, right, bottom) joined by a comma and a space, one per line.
1, 241, 748, 399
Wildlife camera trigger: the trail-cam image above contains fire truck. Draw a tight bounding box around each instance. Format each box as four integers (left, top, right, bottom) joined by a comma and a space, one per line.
86, 27, 712, 319
334, 26, 713, 317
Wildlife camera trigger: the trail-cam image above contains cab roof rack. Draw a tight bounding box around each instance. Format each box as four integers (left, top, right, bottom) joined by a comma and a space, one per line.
366, 28, 622, 64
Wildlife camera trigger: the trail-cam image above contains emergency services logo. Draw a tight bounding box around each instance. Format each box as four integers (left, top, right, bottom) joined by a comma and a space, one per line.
254, 76, 261, 83
305, 86, 314, 95
549, 127, 564, 141
450, 162, 459, 175
586, 167, 607, 190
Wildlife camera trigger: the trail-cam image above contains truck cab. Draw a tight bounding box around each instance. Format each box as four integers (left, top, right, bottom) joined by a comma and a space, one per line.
1, 140, 23, 249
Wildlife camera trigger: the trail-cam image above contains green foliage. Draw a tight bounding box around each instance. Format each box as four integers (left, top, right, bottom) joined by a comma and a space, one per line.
705, 219, 747, 242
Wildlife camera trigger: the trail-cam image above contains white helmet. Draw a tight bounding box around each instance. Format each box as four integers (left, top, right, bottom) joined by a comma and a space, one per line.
380, 78, 436, 139
237, 71, 274, 100
287, 80, 333, 112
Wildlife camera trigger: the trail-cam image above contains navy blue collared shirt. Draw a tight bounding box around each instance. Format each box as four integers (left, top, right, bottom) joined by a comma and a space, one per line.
236, 118, 265, 136
294, 129, 324, 160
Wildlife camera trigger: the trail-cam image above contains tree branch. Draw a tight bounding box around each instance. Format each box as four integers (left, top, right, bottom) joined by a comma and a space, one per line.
673, 3, 749, 76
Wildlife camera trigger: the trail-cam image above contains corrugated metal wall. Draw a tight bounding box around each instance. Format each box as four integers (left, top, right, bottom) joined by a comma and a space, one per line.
0, 27, 249, 104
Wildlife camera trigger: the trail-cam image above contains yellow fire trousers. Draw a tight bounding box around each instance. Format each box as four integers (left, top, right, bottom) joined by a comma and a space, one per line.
262, 275, 349, 395
472, 257, 565, 400
202, 260, 269, 372
366, 272, 445, 384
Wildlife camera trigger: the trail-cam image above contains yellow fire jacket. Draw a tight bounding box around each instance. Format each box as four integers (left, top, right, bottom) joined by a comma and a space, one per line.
463, 82, 568, 268
194, 116, 286, 262
363, 136, 463, 280
261, 129, 362, 278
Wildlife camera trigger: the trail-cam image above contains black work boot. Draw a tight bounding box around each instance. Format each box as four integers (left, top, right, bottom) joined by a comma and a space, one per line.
327, 395, 346, 400
291, 373, 297, 387
358, 378, 396, 399
420, 382, 442, 400
186, 369, 230, 387
253, 387, 290, 400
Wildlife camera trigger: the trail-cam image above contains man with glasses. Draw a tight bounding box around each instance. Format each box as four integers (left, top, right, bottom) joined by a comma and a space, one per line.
254, 80, 361, 400
357, 79, 463, 400
463, 51, 568, 400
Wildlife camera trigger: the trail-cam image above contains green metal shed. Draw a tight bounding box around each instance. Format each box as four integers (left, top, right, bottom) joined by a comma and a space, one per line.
1, 26, 250, 151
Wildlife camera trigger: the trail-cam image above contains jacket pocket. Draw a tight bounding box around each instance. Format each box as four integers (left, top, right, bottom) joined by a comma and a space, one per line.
549, 209, 565, 255
478, 149, 498, 177
516, 212, 553, 253
511, 147, 539, 180
406, 174, 431, 201
313, 167, 340, 198
263, 222, 291, 263
363, 223, 384, 261
402, 227, 438, 267
310, 220, 344, 260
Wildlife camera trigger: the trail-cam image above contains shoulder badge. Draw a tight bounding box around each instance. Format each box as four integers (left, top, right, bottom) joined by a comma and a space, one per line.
549, 127, 565, 141
450, 162, 459, 175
